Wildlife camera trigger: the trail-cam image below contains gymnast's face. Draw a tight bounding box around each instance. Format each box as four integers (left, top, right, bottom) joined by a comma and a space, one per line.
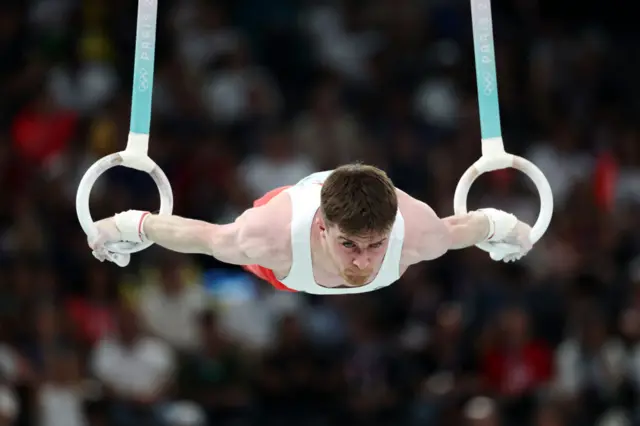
321, 222, 391, 286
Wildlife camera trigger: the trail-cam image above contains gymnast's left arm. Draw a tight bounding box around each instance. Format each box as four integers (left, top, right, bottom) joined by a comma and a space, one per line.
399, 190, 532, 264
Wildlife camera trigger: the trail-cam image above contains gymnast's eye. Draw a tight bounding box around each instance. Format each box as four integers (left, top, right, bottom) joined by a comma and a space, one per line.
370, 242, 383, 249
342, 241, 356, 249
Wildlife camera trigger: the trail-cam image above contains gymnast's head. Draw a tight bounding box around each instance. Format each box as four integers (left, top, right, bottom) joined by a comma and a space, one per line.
318, 163, 398, 286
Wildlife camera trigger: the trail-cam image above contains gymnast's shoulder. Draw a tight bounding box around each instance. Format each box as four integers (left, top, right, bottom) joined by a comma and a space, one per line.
236, 189, 293, 268
396, 188, 451, 266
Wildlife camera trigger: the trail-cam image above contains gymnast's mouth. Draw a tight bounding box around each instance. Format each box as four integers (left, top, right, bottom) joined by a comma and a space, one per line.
340, 271, 374, 287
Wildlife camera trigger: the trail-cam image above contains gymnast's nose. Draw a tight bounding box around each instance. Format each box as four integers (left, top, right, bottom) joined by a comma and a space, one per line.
352, 254, 370, 270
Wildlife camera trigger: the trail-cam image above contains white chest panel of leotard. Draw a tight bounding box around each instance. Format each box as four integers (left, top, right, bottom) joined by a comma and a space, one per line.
279, 170, 405, 295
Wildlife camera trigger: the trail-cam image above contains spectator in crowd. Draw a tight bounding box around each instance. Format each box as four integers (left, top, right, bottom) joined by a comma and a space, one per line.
91, 303, 175, 426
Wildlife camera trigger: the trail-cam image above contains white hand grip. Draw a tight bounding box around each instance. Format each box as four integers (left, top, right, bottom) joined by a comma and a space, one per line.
76, 151, 174, 254
454, 151, 553, 245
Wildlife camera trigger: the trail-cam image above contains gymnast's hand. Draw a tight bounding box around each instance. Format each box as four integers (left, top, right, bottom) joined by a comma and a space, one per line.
87, 217, 128, 267
87, 211, 150, 267
479, 209, 533, 263
487, 220, 533, 262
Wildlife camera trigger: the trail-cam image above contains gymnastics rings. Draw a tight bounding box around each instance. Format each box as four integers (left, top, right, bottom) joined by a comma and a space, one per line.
76, 134, 174, 254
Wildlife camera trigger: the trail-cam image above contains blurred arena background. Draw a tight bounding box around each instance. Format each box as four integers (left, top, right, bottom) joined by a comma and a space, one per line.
0, 0, 639, 425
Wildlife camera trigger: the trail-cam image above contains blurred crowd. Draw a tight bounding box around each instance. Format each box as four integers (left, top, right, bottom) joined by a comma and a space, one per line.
0, 0, 639, 425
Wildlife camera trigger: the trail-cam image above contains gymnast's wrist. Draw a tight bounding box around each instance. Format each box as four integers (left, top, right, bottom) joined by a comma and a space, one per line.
476, 209, 496, 242
114, 210, 151, 243
477, 208, 517, 242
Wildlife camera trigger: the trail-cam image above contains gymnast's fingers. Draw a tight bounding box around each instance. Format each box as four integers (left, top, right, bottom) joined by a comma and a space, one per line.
92, 250, 106, 262
109, 252, 131, 267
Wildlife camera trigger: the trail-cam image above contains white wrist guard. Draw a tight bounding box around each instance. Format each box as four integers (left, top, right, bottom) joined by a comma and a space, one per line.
478, 208, 518, 243
113, 210, 151, 243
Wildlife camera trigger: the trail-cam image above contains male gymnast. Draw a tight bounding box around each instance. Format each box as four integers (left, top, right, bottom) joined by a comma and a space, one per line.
89, 164, 532, 295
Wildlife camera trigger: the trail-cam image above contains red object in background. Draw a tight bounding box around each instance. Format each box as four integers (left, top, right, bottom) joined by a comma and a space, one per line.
490, 168, 515, 190
593, 150, 618, 211
65, 297, 116, 344
481, 340, 553, 396
11, 105, 78, 165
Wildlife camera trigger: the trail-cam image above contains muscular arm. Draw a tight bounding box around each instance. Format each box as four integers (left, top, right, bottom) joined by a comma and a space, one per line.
134, 190, 296, 268
92, 190, 293, 268
133, 204, 285, 267
398, 190, 491, 264
142, 214, 251, 263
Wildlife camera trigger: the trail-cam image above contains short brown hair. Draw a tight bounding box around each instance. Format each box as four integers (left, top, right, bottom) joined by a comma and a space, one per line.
320, 164, 397, 236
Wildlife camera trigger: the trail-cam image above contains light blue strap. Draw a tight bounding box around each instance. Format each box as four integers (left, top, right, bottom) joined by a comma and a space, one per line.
470, 0, 502, 140
129, 0, 158, 135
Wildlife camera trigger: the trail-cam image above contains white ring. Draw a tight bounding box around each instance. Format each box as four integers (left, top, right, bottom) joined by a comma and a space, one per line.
453, 154, 553, 244
76, 152, 174, 254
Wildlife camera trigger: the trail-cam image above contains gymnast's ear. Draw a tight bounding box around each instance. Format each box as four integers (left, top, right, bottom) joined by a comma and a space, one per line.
317, 214, 326, 231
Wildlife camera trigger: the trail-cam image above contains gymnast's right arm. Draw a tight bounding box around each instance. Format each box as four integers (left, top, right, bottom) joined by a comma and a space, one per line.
143, 212, 258, 263
90, 208, 274, 266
